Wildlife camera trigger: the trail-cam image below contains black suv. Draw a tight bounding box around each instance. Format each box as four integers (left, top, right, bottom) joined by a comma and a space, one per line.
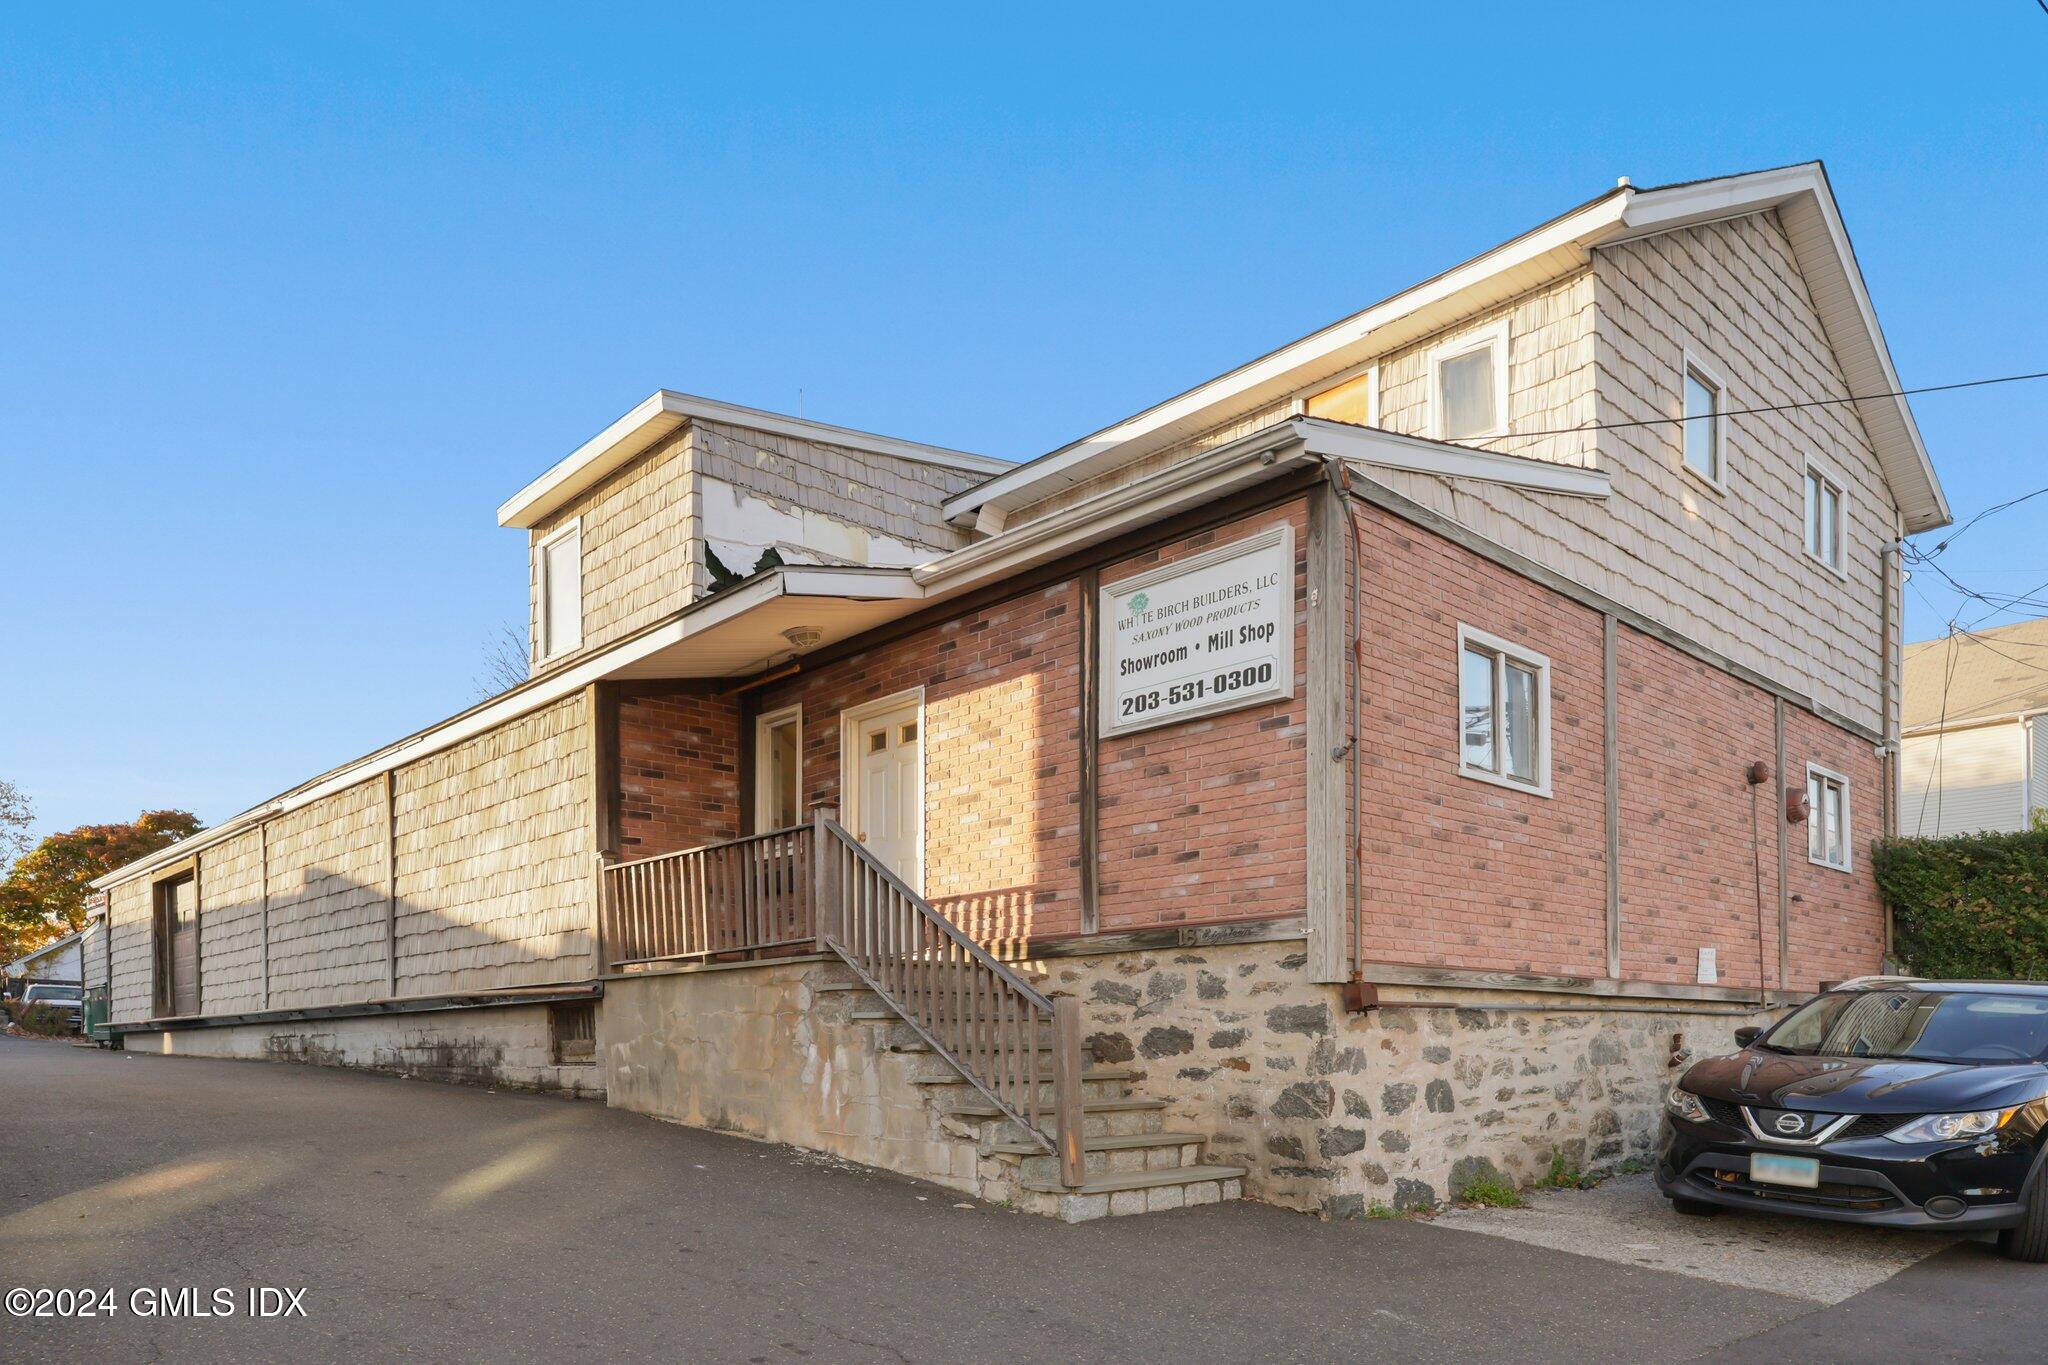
1657, 977, 2048, 1262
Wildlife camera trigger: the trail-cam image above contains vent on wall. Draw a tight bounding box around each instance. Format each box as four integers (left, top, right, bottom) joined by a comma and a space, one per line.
550, 1001, 597, 1066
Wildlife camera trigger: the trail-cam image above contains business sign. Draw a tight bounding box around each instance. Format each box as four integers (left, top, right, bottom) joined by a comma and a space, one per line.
1099, 524, 1295, 738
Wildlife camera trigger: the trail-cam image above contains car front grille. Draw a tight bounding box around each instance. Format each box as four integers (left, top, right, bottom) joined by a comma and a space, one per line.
1700, 1096, 1746, 1128
1693, 1098, 1917, 1141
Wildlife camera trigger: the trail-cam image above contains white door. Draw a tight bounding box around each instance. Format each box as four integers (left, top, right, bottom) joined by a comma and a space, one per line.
846, 699, 923, 891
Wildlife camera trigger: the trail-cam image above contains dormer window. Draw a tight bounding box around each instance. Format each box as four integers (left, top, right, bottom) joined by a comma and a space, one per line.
1428, 323, 1508, 441
538, 520, 583, 661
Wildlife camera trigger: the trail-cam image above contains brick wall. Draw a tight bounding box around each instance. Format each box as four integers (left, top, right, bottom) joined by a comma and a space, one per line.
1096, 504, 1309, 931
1782, 703, 1886, 991
759, 579, 1088, 944
615, 692, 741, 858
1351, 499, 1608, 977
1615, 626, 1782, 991
1343, 494, 1883, 992
755, 500, 1312, 946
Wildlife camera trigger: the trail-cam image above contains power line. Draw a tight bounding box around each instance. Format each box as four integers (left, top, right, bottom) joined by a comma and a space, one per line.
1912, 484, 2048, 561
1474, 367, 2048, 443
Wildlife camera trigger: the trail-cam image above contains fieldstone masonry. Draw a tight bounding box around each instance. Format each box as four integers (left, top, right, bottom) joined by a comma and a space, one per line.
1039, 940, 1770, 1216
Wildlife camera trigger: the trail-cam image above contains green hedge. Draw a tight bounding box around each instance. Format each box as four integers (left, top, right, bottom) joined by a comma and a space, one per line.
1873, 828, 2048, 980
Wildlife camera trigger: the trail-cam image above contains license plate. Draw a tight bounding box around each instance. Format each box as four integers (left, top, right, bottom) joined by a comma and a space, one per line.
1750, 1153, 1821, 1188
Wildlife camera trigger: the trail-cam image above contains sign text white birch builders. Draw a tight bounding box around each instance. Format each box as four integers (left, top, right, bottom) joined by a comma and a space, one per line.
1099, 525, 1295, 738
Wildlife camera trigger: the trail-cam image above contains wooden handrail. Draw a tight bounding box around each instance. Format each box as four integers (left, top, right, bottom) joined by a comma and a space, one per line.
816, 813, 1085, 1187
599, 824, 814, 968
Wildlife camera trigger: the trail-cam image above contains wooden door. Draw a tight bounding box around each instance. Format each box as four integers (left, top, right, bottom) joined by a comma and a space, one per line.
847, 701, 922, 892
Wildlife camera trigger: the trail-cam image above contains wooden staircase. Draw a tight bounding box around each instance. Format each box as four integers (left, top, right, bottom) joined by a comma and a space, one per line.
820, 977, 1246, 1221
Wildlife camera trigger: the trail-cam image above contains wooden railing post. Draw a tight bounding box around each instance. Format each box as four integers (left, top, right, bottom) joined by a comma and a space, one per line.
1051, 994, 1085, 1189
811, 806, 838, 952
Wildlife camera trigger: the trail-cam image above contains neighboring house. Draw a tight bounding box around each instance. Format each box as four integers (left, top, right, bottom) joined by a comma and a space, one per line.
93, 162, 1945, 1221
5, 930, 84, 988
1900, 616, 2048, 836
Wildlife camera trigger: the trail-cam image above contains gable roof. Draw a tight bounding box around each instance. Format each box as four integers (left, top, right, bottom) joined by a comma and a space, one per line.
499, 390, 1009, 531
1903, 616, 2048, 731
944, 162, 1949, 536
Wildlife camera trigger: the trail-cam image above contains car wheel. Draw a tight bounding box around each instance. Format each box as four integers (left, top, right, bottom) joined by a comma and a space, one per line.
1998, 1188, 2048, 1263
1669, 1196, 1719, 1218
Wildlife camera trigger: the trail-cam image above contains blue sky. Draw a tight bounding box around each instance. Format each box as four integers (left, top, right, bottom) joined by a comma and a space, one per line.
2, 3, 2044, 843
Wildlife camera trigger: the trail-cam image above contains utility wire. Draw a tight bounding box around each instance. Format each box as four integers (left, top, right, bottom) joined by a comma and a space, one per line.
1472, 367, 2048, 443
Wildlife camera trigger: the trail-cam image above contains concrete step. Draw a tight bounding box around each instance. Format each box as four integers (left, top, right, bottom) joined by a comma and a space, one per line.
918, 1073, 1131, 1105
909, 1064, 1138, 1087
982, 1130, 1206, 1158
1015, 1166, 1246, 1222
946, 1096, 1165, 1120
1019, 1163, 1249, 1197
1008, 1134, 1210, 1182
849, 1004, 1055, 1027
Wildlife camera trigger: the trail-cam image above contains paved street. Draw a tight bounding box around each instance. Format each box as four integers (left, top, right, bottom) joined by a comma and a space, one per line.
1, 1034, 2040, 1363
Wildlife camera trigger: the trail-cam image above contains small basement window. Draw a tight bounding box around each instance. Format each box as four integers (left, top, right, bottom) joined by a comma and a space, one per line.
1457, 624, 1551, 797
550, 1000, 596, 1065
1807, 766, 1851, 871
1804, 465, 1845, 574
1429, 324, 1508, 441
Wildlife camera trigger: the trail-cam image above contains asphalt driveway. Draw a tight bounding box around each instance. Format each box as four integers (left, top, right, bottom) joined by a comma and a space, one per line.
0, 1034, 2036, 1362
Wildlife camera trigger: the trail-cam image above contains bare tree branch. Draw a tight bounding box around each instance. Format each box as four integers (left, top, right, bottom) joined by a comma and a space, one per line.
475, 621, 531, 699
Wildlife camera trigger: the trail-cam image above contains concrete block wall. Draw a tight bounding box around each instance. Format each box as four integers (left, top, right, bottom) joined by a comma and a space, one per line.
127, 1001, 603, 1098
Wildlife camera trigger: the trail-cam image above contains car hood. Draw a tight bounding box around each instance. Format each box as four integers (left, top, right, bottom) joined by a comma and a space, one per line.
1685, 1050, 2048, 1113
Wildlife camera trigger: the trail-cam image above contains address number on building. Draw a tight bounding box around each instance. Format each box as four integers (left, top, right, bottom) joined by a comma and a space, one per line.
1099, 525, 1295, 738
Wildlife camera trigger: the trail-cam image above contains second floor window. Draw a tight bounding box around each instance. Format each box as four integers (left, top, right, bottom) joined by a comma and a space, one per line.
1430, 323, 1508, 441
1804, 465, 1844, 572
1457, 624, 1551, 796
1682, 359, 1724, 484
538, 521, 583, 660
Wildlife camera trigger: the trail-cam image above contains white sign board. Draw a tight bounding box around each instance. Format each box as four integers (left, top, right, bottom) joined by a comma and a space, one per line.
1099, 525, 1295, 738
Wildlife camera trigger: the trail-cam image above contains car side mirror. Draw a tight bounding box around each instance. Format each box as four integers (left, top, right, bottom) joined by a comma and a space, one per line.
1734, 1026, 1763, 1049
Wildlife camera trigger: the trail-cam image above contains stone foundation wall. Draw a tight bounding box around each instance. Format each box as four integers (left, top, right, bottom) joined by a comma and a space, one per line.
125, 1002, 604, 1099
1037, 939, 1770, 1216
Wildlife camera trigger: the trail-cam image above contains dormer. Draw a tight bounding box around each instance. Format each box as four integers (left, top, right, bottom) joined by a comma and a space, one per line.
497, 392, 1007, 676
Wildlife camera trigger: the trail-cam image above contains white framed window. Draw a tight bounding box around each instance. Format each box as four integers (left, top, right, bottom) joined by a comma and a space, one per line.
1806, 764, 1851, 871
1428, 322, 1509, 441
1456, 624, 1551, 797
1680, 351, 1726, 489
754, 704, 804, 831
1803, 463, 1846, 576
536, 519, 584, 661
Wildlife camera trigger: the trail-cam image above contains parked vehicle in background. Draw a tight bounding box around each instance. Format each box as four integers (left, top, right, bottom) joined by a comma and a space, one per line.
1658, 977, 2048, 1262
18, 981, 84, 1031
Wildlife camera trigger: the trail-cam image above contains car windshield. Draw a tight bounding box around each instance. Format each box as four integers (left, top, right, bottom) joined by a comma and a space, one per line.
26, 986, 80, 1001
1762, 988, 2048, 1064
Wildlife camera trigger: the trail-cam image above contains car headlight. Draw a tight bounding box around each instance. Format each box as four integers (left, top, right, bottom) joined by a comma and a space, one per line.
1666, 1085, 1710, 1124
1883, 1108, 2021, 1143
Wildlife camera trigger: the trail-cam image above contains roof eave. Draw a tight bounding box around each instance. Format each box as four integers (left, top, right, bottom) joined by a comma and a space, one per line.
498, 391, 1008, 531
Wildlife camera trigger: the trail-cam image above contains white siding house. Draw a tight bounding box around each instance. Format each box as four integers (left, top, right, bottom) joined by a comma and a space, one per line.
1900, 616, 2048, 836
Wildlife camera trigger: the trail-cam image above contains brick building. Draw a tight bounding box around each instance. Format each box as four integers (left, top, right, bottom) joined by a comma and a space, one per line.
95, 164, 1947, 1219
